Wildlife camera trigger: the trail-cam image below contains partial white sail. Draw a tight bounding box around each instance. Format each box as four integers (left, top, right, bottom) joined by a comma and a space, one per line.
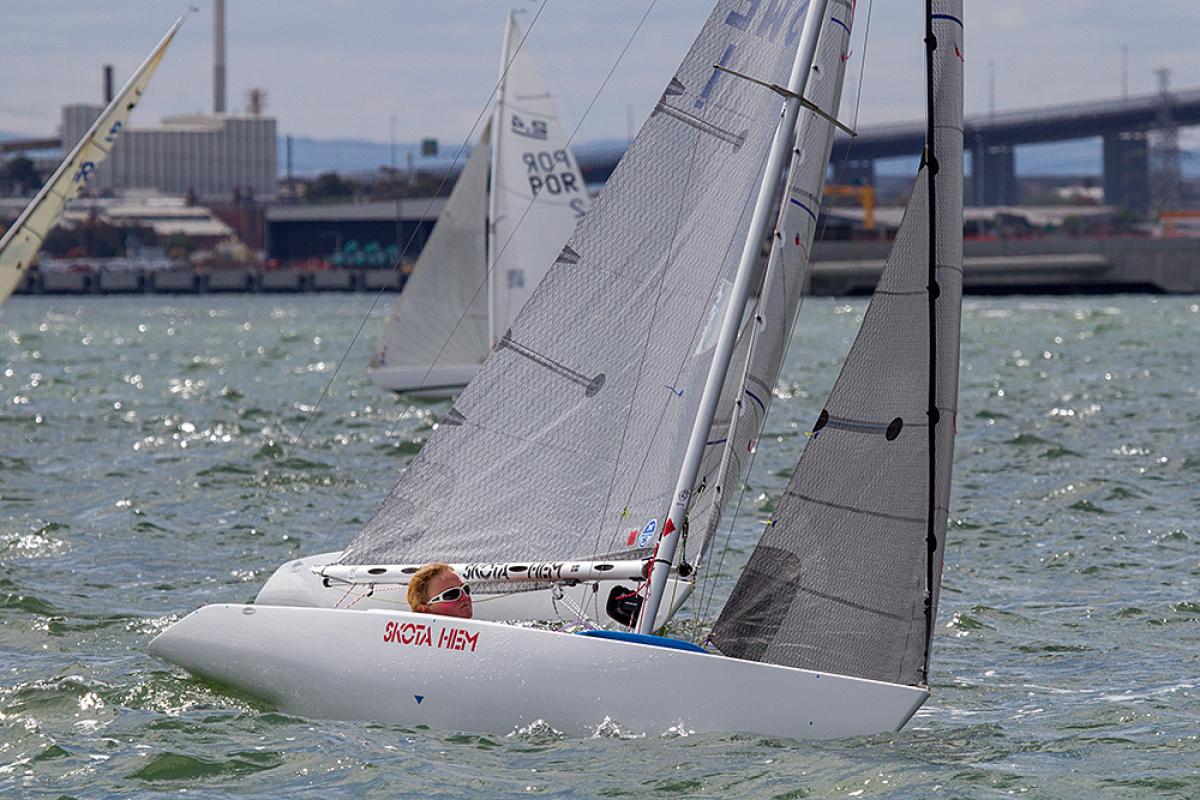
344, 2, 827, 568
0, 14, 186, 306
369, 13, 588, 393
712, 0, 964, 686
488, 11, 591, 344
688, 0, 855, 564
369, 121, 492, 389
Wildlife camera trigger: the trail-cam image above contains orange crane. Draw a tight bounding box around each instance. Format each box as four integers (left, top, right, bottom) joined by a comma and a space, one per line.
823, 184, 875, 230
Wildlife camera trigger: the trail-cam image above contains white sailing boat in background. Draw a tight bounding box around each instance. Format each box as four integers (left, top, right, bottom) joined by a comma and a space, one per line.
0, 14, 187, 307
152, 0, 965, 740
368, 11, 590, 393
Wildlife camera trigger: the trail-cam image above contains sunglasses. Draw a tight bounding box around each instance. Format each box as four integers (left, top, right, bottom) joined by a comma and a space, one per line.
426, 583, 472, 605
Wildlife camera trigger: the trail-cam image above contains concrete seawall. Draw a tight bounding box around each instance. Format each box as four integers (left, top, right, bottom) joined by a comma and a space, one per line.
810, 237, 1200, 295
13, 268, 406, 297
11, 238, 1200, 298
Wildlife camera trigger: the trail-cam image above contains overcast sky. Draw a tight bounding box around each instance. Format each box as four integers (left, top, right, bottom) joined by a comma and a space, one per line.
2, 1, 1198, 155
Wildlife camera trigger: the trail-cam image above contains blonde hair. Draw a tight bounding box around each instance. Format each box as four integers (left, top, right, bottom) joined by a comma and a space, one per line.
407, 562, 452, 611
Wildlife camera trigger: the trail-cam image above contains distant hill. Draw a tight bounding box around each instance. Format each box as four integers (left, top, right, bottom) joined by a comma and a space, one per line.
278, 136, 451, 177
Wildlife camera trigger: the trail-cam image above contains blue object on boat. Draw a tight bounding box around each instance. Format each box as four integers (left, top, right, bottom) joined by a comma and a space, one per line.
574, 629, 707, 653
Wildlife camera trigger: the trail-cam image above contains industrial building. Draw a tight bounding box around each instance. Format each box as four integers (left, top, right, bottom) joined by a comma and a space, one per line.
60, 105, 276, 201
265, 200, 442, 265
44, 0, 275, 202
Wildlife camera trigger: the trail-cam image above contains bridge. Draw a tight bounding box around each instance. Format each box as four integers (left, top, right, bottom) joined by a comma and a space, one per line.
831, 87, 1200, 211
578, 87, 1200, 212
7, 85, 1197, 214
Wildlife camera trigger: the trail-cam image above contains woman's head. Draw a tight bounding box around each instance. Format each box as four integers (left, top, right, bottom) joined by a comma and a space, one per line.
407, 562, 473, 619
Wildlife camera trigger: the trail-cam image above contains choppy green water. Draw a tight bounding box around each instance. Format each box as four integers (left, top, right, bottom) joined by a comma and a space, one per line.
1, 294, 1197, 799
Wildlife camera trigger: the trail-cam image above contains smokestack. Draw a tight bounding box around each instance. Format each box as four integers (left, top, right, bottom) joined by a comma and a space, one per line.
103, 65, 114, 103
213, 0, 226, 113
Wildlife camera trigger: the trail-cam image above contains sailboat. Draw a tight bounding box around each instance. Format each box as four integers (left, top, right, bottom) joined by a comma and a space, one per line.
367, 11, 590, 394
0, 13, 187, 307
251, 0, 860, 625
152, 0, 964, 740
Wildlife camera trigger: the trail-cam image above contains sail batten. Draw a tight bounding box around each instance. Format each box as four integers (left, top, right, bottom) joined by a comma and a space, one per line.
712, 0, 964, 686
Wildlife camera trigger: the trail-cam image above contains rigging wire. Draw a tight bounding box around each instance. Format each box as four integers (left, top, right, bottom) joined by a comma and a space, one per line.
582, 108, 769, 567
247, 0, 551, 550
697, 0, 877, 624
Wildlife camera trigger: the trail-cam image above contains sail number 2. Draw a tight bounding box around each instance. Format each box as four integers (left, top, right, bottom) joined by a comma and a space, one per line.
383, 620, 479, 653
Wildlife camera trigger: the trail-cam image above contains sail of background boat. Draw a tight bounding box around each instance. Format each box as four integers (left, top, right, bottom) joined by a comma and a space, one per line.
368, 11, 590, 393
0, 14, 188, 307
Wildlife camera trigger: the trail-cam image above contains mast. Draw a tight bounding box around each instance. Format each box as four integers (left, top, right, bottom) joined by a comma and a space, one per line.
921, 0, 940, 684
687, 0, 857, 570
637, 0, 831, 634
486, 11, 515, 347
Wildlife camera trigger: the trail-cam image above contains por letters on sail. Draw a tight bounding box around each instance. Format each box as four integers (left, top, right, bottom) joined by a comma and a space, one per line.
687, 0, 856, 565
0, 14, 186, 306
343, 0, 826, 569
712, 0, 964, 687
369, 12, 590, 386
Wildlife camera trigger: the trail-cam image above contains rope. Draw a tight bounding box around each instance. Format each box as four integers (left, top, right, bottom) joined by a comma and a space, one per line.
550, 584, 598, 631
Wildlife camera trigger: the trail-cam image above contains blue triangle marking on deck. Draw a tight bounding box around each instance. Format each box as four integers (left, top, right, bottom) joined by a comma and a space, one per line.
414, 695, 424, 705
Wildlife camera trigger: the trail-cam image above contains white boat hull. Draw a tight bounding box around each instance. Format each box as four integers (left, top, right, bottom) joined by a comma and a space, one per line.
367, 364, 480, 394
150, 604, 928, 739
255, 551, 693, 630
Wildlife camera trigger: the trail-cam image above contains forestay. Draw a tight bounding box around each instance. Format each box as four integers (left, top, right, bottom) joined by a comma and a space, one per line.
0, 14, 186, 306
370, 122, 492, 373
488, 11, 591, 343
712, 0, 964, 686
687, 0, 855, 564
344, 1, 828, 568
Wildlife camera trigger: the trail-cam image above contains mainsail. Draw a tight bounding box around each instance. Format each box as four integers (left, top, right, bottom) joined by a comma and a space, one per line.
0, 14, 186, 306
344, 1, 828, 567
712, 0, 964, 687
488, 11, 591, 343
687, 0, 855, 564
370, 122, 492, 373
